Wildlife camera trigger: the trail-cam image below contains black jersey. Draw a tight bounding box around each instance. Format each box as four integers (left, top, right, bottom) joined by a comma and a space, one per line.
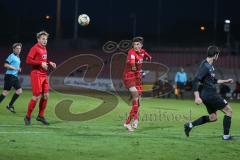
193, 59, 218, 95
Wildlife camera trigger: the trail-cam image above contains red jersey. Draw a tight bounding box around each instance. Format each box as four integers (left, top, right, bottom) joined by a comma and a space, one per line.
26, 43, 49, 75
123, 48, 151, 77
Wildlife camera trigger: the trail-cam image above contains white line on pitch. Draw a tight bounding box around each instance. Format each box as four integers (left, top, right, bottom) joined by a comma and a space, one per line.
0, 124, 63, 129
0, 131, 50, 134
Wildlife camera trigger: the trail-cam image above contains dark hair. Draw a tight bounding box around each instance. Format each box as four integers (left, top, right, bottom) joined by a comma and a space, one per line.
207, 46, 220, 57
132, 36, 144, 44
36, 30, 49, 39
12, 43, 22, 49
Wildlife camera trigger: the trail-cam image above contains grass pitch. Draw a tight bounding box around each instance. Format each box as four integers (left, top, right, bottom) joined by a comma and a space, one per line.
0, 90, 239, 160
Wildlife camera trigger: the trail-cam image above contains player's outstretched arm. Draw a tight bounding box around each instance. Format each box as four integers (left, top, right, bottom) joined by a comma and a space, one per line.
217, 79, 234, 84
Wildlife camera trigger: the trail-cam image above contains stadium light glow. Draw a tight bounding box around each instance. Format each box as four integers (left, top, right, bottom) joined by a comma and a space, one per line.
45, 15, 51, 20
200, 26, 205, 31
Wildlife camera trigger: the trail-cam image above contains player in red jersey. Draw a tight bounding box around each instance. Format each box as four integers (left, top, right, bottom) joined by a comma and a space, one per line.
24, 31, 56, 125
123, 37, 151, 131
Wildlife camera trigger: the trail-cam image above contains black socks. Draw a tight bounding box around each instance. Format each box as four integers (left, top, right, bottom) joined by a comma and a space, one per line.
192, 115, 210, 127
223, 115, 232, 135
9, 93, 20, 107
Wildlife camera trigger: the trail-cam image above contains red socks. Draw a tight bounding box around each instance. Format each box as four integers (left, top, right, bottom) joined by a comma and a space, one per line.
39, 98, 48, 117
26, 98, 48, 118
26, 99, 37, 118
125, 99, 139, 124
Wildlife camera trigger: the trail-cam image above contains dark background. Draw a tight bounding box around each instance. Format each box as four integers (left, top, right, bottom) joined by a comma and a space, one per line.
0, 0, 239, 46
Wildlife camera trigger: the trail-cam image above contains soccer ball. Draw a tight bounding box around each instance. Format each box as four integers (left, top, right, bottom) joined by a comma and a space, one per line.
78, 14, 90, 26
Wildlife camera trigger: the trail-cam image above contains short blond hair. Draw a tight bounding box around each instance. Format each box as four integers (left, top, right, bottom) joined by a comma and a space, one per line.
36, 30, 49, 39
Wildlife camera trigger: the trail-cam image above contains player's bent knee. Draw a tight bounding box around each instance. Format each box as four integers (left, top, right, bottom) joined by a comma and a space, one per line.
31, 96, 37, 101
129, 86, 137, 92
226, 109, 232, 117
223, 105, 232, 117
132, 93, 139, 100
43, 93, 49, 100
2, 90, 9, 96
209, 113, 217, 121
129, 87, 139, 99
228, 107, 233, 116
209, 114, 217, 122
32, 95, 41, 101
16, 89, 22, 95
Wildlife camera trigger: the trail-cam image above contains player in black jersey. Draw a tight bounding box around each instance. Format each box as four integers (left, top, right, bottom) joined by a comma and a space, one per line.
184, 46, 234, 140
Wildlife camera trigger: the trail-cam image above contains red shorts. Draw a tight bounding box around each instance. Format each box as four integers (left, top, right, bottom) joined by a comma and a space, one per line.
123, 72, 142, 94
30, 72, 49, 96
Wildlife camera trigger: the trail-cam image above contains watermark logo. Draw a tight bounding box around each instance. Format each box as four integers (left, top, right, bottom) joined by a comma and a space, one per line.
50, 40, 173, 121
118, 109, 192, 122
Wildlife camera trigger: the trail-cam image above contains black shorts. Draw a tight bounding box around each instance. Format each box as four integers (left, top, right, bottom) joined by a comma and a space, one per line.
3, 74, 21, 91
176, 82, 185, 90
201, 94, 228, 114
